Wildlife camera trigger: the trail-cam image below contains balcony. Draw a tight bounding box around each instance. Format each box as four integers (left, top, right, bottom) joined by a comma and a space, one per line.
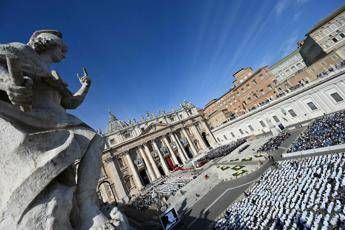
134, 158, 144, 168
171, 142, 178, 150
160, 146, 170, 157
151, 150, 159, 159
180, 137, 188, 147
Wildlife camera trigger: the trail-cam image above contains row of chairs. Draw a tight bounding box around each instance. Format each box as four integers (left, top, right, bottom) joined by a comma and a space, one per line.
214, 153, 345, 229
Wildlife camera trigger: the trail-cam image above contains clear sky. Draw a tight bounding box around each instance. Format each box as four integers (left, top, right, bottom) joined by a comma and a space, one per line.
0, 0, 344, 130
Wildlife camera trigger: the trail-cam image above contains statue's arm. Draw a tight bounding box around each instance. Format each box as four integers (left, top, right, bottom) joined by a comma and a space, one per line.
61, 76, 91, 109
0, 65, 11, 102
0, 64, 9, 90
0, 64, 33, 106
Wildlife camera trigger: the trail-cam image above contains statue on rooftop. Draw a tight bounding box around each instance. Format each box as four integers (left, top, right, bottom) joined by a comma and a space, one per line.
0, 30, 115, 229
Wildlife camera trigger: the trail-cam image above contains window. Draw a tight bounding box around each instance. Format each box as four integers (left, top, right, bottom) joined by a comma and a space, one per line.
223, 135, 227, 140
248, 125, 254, 131
288, 109, 297, 117
332, 37, 338, 43
330, 92, 344, 102
259, 120, 266, 127
231, 132, 235, 138
239, 129, 244, 135
273, 115, 280, 123
217, 137, 221, 142
307, 102, 318, 111
340, 33, 345, 38
109, 138, 115, 145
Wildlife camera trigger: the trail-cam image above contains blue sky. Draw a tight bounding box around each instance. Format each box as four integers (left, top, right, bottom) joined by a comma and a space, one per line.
0, 0, 344, 130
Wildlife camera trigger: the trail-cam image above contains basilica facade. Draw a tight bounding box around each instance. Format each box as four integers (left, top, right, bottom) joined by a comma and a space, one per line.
97, 101, 217, 204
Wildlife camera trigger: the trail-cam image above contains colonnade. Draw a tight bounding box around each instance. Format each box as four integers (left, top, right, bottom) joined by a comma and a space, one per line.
123, 124, 215, 190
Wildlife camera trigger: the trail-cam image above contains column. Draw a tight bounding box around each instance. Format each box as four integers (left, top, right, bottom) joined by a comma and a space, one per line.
169, 133, 187, 163
152, 140, 170, 175
138, 146, 156, 182
162, 136, 179, 165
201, 121, 218, 146
181, 127, 198, 156
106, 156, 128, 202
173, 133, 190, 160
143, 143, 161, 179
124, 152, 143, 190
190, 125, 208, 150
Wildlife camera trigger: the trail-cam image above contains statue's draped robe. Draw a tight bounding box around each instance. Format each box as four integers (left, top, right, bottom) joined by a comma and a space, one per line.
0, 43, 104, 229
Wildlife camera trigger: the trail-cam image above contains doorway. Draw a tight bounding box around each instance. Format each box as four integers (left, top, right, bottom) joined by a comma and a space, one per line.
158, 166, 165, 176
202, 132, 211, 148
184, 146, 193, 159
139, 169, 150, 185
165, 157, 175, 170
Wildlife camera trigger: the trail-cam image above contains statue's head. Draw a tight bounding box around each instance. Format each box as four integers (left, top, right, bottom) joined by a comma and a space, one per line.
28, 30, 68, 63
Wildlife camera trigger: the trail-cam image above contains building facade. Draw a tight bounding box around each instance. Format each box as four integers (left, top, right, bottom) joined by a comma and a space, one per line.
270, 49, 307, 86
203, 66, 278, 129
212, 70, 345, 144
308, 5, 345, 54
98, 101, 217, 204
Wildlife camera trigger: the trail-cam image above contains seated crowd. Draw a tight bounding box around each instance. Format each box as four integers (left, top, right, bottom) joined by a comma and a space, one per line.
196, 139, 247, 164
288, 111, 345, 152
257, 132, 291, 152
214, 153, 345, 229
130, 170, 196, 212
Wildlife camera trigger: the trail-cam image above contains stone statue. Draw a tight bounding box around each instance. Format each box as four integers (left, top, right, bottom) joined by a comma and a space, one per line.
0, 30, 110, 229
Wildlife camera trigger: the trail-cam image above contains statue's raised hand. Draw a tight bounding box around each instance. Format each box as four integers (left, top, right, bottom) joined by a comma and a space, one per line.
77, 67, 91, 87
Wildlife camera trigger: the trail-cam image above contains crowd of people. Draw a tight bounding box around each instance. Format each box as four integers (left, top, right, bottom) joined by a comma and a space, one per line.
288, 111, 345, 152
257, 132, 291, 152
214, 153, 345, 229
130, 170, 196, 212
195, 139, 247, 165
317, 59, 345, 78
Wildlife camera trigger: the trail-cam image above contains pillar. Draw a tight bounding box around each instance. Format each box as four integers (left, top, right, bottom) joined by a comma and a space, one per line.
190, 125, 208, 150
138, 146, 156, 182
201, 121, 218, 146
169, 133, 187, 163
162, 136, 179, 165
181, 127, 198, 156
173, 133, 190, 160
106, 156, 128, 202
143, 143, 161, 179
124, 152, 143, 190
152, 140, 170, 175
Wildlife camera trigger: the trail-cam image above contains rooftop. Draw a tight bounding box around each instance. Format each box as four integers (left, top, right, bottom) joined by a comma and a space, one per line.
307, 5, 345, 35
